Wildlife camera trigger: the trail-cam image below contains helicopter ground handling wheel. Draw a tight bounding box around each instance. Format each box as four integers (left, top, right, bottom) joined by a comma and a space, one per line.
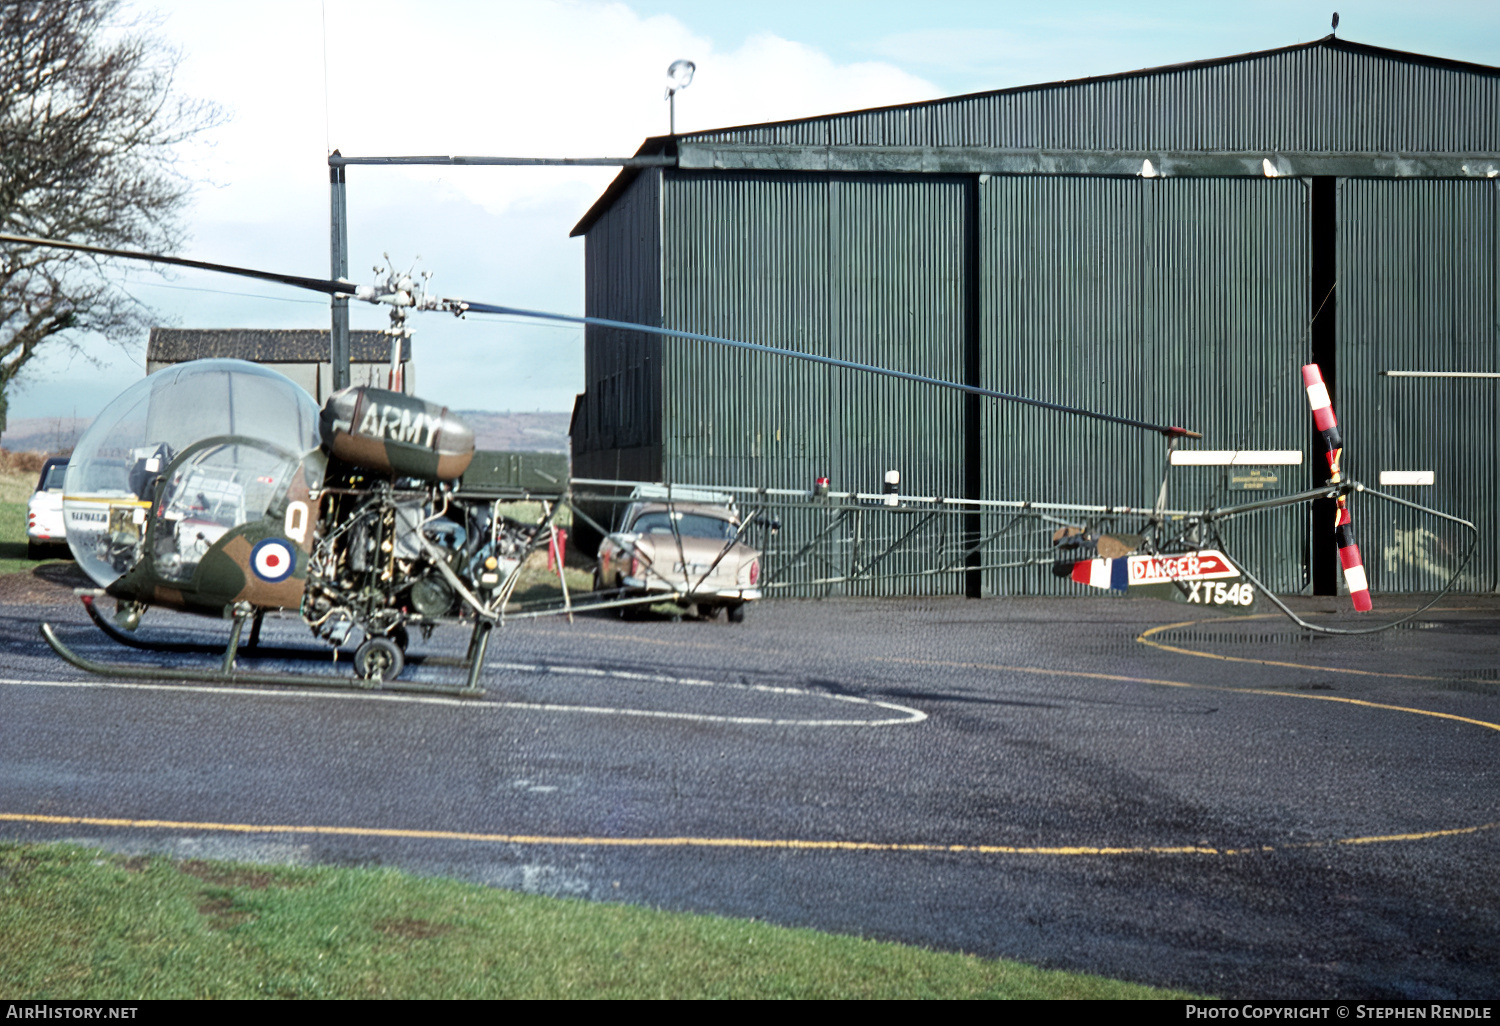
354, 635, 405, 682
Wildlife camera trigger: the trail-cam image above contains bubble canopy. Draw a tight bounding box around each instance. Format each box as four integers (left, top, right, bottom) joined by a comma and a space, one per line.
64, 360, 323, 588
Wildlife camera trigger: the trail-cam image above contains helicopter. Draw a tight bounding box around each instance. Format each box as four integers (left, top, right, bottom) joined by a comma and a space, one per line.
0, 232, 1479, 695
3, 233, 793, 695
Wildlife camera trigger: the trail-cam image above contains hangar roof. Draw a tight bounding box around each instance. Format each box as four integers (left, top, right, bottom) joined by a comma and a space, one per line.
573, 34, 1500, 237
147, 329, 411, 364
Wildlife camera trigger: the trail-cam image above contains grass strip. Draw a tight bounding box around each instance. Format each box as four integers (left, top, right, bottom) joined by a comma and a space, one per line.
1, 475, 34, 504
0, 499, 42, 575
0, 842, 1194, 999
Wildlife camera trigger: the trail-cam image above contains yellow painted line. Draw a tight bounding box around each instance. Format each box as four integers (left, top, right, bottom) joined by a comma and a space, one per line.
1333, 823, 1500, 846
63, 495, 152, 507
1137, 616, 1462, 682
879, 655, 1500, 734
4, 812, 1494, 857
12, 617, 1493, 860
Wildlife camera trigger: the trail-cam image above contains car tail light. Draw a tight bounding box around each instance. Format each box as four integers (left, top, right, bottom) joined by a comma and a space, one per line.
630, 555, 642, 578
748, 559, 760, 586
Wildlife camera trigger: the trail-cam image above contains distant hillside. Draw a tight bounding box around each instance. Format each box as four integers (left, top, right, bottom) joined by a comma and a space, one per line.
0, 412, 571, 457
458, 411, 570, 454
0, 417, 89, 456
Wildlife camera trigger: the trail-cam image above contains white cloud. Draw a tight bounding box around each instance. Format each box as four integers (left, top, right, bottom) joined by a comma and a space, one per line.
683, 31, 940, 132
164, 0, 938, 216
9, 1, 938, 419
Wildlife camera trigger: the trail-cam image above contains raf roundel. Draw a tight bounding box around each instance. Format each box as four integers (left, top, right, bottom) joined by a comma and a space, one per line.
250, 538, 297, 583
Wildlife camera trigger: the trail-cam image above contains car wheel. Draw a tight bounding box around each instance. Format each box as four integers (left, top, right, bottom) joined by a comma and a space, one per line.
616, 577, 636, 620
727, 603, 746, 624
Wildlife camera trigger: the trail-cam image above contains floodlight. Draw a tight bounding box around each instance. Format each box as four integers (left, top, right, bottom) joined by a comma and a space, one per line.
667, 59, 696, 93
666, 59, 697, 136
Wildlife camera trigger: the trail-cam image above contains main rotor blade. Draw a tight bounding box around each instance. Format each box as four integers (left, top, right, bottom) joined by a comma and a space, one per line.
451, 300, 1204, 439
0, 233, 358, 297
0, 231, 1202, 438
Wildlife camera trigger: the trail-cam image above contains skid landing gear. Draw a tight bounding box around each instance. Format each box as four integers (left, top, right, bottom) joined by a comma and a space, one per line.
80, 595, 359, 665
42, 599, 491, 698
462, 618, 492, 696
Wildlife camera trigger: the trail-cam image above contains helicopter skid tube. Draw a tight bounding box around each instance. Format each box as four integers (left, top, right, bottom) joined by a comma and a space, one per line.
81, 595, 327, 663
39, 623, 486, 698
1208, 485, 1479, 636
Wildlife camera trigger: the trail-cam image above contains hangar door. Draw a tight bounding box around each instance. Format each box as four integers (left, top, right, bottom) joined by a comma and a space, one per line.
979, 176, 1314, 596
1338, 179, 1500, 593
660, 171, 969, 596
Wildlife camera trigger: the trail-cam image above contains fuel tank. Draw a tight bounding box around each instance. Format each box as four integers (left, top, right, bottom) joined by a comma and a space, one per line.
320, 386, 475, 481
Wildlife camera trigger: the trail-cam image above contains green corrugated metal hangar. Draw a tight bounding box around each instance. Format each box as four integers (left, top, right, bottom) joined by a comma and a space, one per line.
569, 34, 1500, 599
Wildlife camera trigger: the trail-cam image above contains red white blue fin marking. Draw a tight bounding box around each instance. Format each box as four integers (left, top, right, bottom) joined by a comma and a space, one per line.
1070, 557, 1129, 591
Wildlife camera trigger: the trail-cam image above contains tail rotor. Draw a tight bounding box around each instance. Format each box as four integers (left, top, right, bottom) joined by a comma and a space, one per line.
1302, 363, 1372, 612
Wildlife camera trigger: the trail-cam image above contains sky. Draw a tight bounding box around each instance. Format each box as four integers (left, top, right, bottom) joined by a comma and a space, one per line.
6, 0, 1498, 427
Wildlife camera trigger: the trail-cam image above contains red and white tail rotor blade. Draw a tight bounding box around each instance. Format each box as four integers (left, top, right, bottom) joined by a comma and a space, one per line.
1302, 363, 1372, 612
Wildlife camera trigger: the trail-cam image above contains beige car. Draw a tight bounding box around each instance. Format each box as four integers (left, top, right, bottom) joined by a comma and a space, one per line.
595, 500, 762, 621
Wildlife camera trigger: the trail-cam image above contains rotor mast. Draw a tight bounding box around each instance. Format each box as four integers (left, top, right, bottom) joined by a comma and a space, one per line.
329, 154, 350, 391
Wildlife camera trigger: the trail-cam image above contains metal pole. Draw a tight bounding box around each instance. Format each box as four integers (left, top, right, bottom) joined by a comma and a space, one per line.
327, 154, 676, 167
329, 155, 350, 393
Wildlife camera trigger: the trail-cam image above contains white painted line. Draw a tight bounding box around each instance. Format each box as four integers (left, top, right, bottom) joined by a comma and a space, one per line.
1379, 470, 1435, 486
1170, 450, 1303, 466
0, 671, 927, 727
1382, 370, 1500, 379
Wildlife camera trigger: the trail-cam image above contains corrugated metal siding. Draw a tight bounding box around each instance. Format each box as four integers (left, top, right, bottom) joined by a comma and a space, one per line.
979, 176, 1312, 595
690, 45, 1500, 154
577, 168, 663, 483
1337, 178, 1499, 592
659, 171, 967, 595
577, 37, 1500, 602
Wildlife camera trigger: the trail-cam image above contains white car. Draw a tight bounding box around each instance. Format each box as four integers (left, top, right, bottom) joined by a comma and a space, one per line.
596, 498, 762, 621
26, 457, 69, 559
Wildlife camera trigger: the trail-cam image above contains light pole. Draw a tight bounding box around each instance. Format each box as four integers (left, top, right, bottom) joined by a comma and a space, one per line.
666, 59, 695, 136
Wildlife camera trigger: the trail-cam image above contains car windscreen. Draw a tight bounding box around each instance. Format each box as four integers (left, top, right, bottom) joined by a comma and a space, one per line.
40, 463, 67, 491
630, 511, 738, 541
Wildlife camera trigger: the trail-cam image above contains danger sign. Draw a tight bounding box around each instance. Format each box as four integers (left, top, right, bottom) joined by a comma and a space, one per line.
1128, 550, 1239, 586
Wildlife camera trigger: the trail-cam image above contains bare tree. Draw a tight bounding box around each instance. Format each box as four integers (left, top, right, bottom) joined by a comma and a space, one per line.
0, 0, 220, 433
